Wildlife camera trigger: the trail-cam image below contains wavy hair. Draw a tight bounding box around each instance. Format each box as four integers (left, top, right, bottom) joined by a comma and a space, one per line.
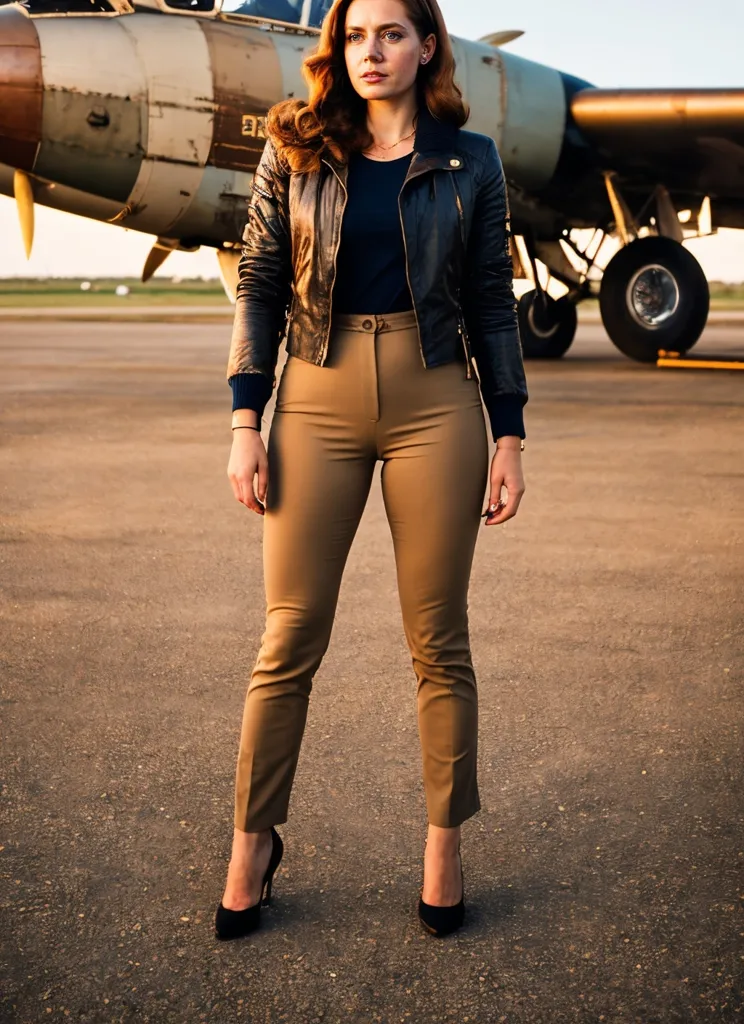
266, 0, 469, 172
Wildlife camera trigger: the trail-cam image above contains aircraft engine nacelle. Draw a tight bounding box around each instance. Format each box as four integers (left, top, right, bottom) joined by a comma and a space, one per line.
0, 4, 314, 246
452, 38, 569, 193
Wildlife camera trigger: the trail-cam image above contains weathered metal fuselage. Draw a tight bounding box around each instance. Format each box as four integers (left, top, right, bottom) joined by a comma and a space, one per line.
3, 2, 741, 247
0, 4, 589, 244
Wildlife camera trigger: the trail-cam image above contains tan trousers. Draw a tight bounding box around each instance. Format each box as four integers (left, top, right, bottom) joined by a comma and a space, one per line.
234, 309, 489, 831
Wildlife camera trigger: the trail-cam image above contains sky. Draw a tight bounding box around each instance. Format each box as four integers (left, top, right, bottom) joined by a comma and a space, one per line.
1, 0, 742, 281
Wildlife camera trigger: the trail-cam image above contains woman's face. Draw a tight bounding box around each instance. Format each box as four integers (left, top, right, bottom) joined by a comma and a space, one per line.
343, 0, 436, 103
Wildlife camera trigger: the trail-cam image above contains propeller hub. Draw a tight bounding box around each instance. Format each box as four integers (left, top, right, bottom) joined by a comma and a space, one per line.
0, 8, 42, 172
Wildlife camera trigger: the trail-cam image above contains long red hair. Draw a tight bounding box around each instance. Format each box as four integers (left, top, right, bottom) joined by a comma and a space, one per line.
267, 0, 469, 172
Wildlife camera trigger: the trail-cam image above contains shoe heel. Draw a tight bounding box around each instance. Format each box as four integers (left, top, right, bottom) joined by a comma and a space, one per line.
261, 825, 283, 907
418, 841, 466, 937
214, 826, 284, 940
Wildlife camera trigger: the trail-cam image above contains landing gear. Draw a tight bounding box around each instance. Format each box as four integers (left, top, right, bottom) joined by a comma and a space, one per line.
517, 289, 578, 359
599, 236, 709, 363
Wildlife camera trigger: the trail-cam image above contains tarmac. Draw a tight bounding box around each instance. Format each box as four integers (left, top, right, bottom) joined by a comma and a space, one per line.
1, 317, 742, 1024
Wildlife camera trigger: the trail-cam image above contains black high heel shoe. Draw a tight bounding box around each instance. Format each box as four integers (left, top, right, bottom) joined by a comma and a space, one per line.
418, 840, 465, 937
214, 825, 284, 941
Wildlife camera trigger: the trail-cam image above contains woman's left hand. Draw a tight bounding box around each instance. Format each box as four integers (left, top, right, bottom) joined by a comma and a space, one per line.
483, 446, 525, 526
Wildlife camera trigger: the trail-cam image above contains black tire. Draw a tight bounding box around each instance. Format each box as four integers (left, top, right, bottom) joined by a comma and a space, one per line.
599, 237, 709, 363
517, 290, 578, 359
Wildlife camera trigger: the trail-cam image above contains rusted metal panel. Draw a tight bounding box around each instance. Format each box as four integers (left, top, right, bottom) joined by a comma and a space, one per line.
33, 19, 145, 202
271, 29, 314, 103
169, 164, 252, 243
36, 89, 144, 202
0, 8, 43, 172
202, 20, 285, 172
453, 36, 505, 145
115, 16, 214, 235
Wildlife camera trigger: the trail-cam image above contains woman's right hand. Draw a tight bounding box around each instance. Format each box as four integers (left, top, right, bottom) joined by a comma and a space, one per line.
227, 429, 268, 515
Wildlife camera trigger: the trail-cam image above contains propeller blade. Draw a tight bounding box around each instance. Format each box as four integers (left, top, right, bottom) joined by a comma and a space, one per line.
142, 241, 174, 283
479, 30, 525, 47
13, 170, 35, 260
698, 196, 713, 236
216, 247, 240, 305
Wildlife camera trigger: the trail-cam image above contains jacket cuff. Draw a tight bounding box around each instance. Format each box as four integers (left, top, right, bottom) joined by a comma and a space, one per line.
229, 372, 273, 416
484, 394, 527, 442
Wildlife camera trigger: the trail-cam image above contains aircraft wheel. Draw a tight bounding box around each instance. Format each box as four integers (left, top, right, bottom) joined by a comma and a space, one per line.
517, 290, 578, 359
599, 237, 709, 363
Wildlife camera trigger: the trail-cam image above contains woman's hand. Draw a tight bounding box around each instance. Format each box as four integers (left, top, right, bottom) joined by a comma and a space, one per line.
483, 442, 525, 526
227, 429, 268, 515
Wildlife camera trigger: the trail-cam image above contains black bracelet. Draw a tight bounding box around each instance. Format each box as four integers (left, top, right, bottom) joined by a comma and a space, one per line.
232, 424, 261, 432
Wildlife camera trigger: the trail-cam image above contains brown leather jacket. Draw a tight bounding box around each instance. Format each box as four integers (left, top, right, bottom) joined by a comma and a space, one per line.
227, 104, 528, 439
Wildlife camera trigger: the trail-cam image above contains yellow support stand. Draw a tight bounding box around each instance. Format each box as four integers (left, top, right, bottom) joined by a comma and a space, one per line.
657, 350, 744, 370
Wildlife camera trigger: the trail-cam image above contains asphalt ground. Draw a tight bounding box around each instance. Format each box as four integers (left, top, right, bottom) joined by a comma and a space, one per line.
1, 319, 742, 1024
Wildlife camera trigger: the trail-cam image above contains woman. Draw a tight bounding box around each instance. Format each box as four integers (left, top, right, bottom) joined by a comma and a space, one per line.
216, 0, 528, 940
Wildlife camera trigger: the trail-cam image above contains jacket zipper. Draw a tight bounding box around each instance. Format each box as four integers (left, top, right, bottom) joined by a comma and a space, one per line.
398, 180, 426, 369
452, 176, 466, 248
276, 306, 293, 386
457, 310, 473, 379
451, 176, 472, 378
320, 153, 465, 374
321, 159, 348, 365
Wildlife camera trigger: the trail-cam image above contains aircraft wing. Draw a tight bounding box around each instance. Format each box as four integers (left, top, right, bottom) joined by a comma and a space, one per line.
571, 88, 744, 217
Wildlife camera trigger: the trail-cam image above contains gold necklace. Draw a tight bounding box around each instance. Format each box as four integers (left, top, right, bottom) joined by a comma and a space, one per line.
372, 125, 416, 151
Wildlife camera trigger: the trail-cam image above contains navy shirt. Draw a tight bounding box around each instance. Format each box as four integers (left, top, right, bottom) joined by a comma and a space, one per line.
331, 150, 414, 315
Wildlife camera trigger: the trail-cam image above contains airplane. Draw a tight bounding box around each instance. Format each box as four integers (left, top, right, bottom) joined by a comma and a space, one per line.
1, 0, 741, 363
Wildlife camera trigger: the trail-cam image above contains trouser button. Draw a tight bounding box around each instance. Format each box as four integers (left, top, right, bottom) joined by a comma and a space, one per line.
362, 318, 373, 330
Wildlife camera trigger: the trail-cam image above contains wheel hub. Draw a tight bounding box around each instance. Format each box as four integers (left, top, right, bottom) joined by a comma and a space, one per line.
626, 264, 680, 329
527, 295, 560, 339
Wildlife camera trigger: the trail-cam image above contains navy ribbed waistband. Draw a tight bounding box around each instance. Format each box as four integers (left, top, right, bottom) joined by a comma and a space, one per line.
330, 309, 417, 334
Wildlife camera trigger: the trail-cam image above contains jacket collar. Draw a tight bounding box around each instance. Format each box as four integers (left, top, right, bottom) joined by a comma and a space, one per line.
407, 104, 463, 182
322, 103, 463, 185
412, 102, 461, 155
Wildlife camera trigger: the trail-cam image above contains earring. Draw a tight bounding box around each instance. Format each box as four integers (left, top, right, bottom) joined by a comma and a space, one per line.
421, 54, 428, 63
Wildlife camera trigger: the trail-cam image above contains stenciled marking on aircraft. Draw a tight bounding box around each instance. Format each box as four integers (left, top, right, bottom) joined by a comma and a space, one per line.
241, 114, 267, 139
201, 21, 284, 173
